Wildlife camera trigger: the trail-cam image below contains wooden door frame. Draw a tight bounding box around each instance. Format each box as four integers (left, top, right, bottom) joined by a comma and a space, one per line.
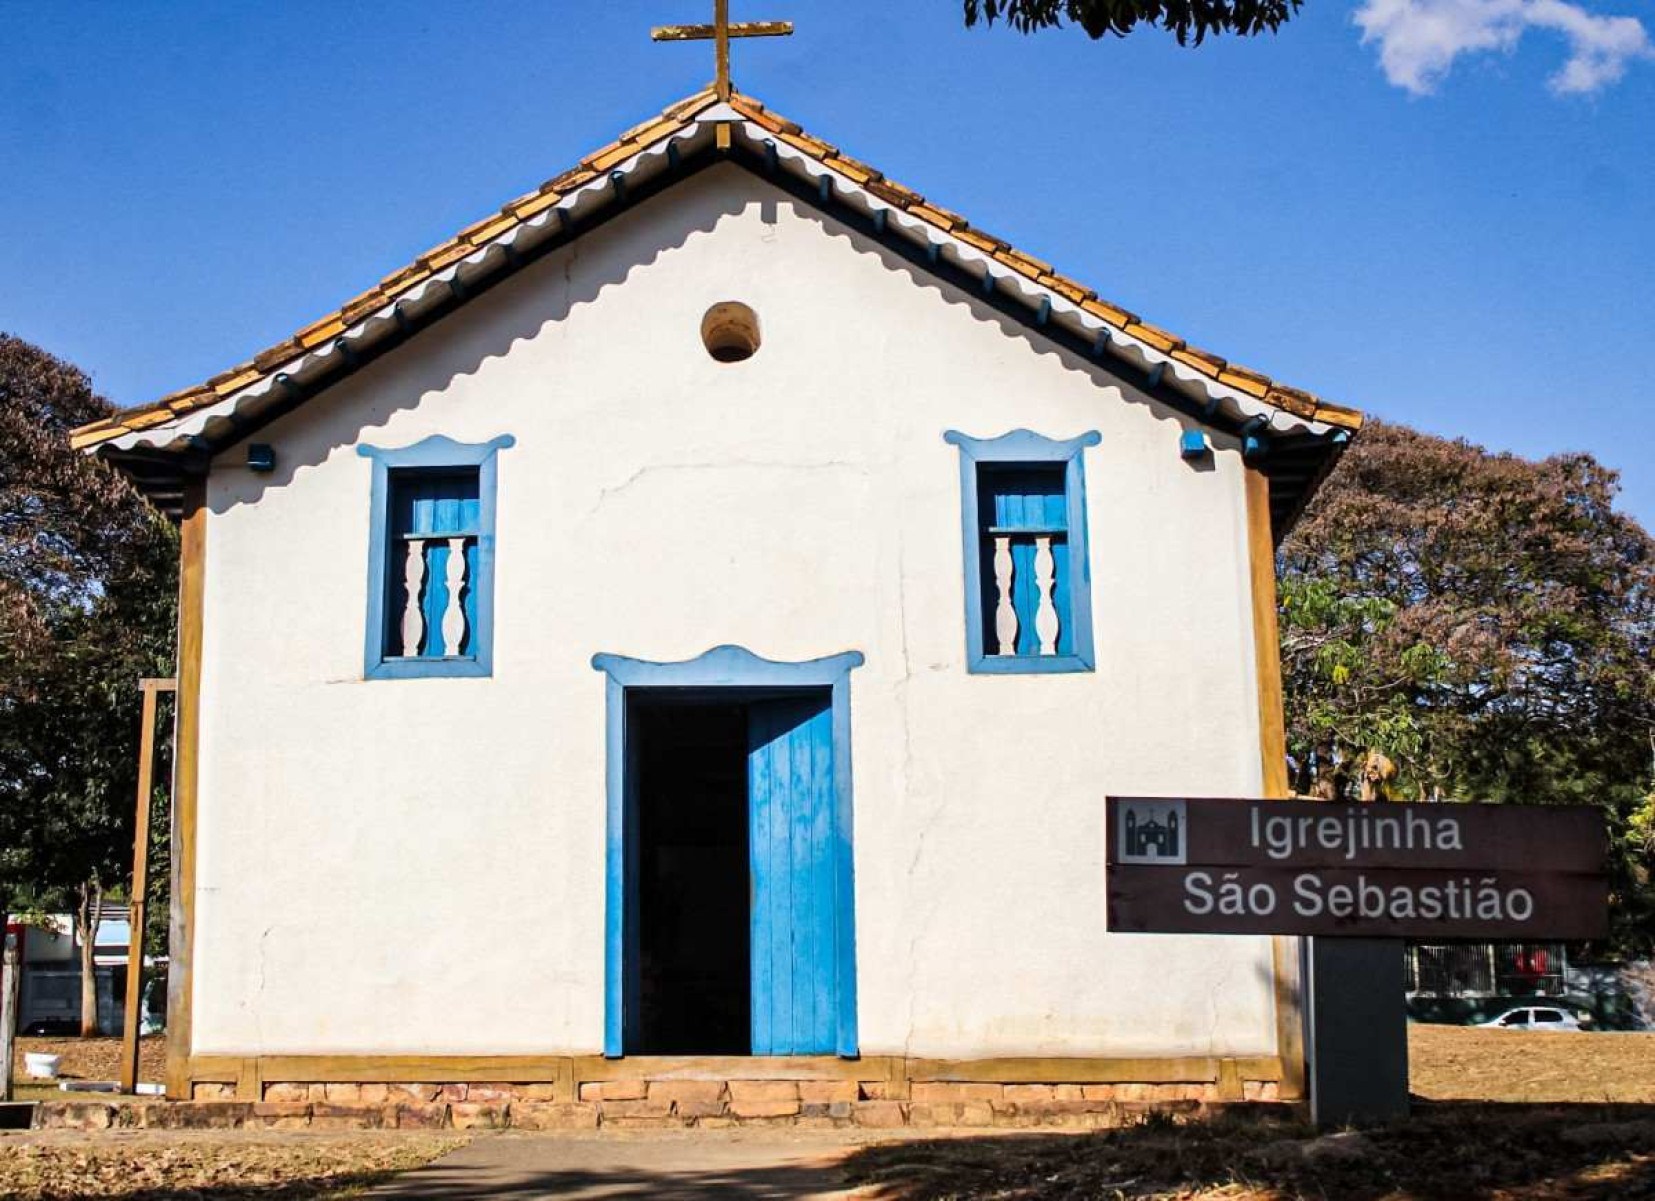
591, 645, 864, 1060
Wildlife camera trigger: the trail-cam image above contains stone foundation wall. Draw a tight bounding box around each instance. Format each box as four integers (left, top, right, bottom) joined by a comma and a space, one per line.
38, 1077, 1287, 1132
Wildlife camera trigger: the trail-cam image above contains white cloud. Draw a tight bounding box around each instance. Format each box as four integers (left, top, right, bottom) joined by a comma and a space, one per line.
1355, 0, 1654, 95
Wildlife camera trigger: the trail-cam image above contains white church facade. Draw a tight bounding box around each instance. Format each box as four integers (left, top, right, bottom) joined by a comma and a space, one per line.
76, 86, 1361, 1122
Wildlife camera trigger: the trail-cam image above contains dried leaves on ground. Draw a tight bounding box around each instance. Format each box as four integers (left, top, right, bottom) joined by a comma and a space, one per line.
843, 1106, 1655, 1200
0, 1131, 463, 1200
847, 1027, 1655, 1200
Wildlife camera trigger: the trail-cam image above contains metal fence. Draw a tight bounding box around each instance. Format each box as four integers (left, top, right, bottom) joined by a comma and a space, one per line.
1407, 943, 1569, 997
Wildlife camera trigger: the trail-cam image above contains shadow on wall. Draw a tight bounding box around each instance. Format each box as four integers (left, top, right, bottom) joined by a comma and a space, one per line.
208, 162, 1220, 520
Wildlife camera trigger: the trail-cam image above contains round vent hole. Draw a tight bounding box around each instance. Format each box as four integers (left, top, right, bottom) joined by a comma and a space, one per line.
701, 302, 761, 363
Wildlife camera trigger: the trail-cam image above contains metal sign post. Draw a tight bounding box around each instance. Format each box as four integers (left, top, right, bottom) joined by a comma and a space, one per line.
1105, 796, 1608, 1126
1304, 938, 1410, 1126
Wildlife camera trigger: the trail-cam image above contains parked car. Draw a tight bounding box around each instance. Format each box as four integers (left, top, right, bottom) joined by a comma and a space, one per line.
1478, 1006, 1589, 1031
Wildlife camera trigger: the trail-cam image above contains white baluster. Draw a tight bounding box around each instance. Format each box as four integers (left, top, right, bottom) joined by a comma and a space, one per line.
1034, 535, 1059, 655
441, 537, 468, 656
400, 539, 427, 656
992, 535, 1018, 655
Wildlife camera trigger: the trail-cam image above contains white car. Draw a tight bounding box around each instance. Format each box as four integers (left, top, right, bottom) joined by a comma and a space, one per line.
1478, 1005, 1589, 1031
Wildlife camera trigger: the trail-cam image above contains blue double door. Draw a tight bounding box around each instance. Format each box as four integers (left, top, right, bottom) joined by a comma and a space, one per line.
627, 689, 846, 1056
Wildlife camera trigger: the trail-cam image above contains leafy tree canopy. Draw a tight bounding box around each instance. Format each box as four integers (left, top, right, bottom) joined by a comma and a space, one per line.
0, 334, 177, 1025
1279, 419, 1655, 954
963, 0, 1303, 44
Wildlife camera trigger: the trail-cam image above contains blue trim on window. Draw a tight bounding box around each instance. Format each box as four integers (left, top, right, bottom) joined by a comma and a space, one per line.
358, 434, 514, 680
943, 429, 1100, 675
591, 644, 864, 1059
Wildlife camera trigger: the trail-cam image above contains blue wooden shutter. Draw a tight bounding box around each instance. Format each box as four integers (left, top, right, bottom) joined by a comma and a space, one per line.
747, 694, 838, 1054
977, 465, 1072, 656
386, 469, 482, 657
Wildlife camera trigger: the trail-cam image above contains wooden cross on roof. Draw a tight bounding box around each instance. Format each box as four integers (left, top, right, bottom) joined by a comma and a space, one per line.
652, 0, 793, 101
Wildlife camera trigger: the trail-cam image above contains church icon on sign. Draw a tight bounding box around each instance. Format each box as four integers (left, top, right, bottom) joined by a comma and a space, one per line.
1118, 799, 1187, 865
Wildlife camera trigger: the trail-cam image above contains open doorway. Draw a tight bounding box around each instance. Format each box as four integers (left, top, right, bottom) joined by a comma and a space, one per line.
629, 697, 751, 1054
596, 645, 862, 1060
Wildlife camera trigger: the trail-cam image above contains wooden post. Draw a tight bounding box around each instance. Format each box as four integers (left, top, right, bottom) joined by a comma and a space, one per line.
1244, 467, 1306, 1101
121, 677, 176, 1096
1, 927, 19, 1102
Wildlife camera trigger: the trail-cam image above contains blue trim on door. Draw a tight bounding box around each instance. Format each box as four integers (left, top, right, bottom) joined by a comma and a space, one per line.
358, 434, 514, 680
943, 429, 1100, 675
591, 644, 864, 1059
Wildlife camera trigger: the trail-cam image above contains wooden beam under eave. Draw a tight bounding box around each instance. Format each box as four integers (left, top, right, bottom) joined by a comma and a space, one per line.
1245, 465, 1306, 1101
166, 479, 206, 1101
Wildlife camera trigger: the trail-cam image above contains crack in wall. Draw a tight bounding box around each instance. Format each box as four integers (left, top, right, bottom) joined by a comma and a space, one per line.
588, 460, 866, 516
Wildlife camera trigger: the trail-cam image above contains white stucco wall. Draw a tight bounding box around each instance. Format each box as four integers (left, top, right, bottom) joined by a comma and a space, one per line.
192, 164, 1278, 1060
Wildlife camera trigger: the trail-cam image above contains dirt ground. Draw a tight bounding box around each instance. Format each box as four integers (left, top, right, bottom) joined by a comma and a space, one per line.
7, 1037, 166, 1103
10, 1038, 167, 1086
1409, 1023, 1655, 1103
0, 1131, 462, 1201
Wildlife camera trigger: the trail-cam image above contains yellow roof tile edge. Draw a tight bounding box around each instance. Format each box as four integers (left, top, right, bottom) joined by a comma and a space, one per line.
74, 85, 1359, 451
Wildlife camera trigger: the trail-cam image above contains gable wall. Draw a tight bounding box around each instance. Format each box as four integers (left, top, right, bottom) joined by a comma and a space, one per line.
191, 165, 1277, 1059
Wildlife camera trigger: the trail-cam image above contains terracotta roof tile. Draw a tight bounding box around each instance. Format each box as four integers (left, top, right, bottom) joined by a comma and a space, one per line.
997, 248, 1052, 277
1267, 386, 1319, 419
866, 178, 923, 208
416, 241, 474, 274
506, 189, 564, 221
340, 290, 388, 327
738, 105, 799, 136
908, 201, 965, 231
1082, 297, 1138, 328
130, 407, 182, 430
208, 366, 263, 394
73, 86, 1359, 452
297, 315, 348, 349
1036, 273, 1095, 304
250, 341, 297, 372
953, 227, 1007, 255
1315, 399, 1363, 425
661, 87, 719, 121
1218, 368, 1272, 399
379, 264, 424, 292
1123, 320, 1184, 354
546, 165, 598, 193
775, 128, 836, 159
824, 152, 881, 185
622, 115, 691, 148
582, 139, 641, 174
459, 213, 518, 246
1173, 347, 1227, 376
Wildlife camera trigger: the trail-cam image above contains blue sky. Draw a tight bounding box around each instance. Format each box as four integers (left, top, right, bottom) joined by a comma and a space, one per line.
2, 0, 1651, 525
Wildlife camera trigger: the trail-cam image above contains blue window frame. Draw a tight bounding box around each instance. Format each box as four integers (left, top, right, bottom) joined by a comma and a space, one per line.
358, 434, 513, 680
943, 428, 1100, 674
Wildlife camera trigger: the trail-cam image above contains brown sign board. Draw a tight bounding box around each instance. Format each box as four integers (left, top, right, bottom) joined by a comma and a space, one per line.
1105, 797, 1608, 940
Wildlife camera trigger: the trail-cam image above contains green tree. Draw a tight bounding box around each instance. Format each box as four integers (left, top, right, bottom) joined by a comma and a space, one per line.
963, 0, 1302, 43
1278, 419, 1655, 954
0, 333, 177, 1034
